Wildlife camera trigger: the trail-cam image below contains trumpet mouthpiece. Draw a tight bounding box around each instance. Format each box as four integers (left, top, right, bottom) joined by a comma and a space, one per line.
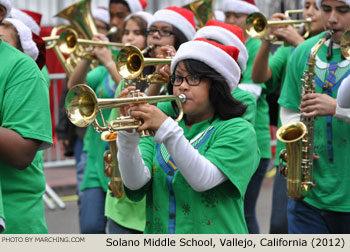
178, 94, 186, 103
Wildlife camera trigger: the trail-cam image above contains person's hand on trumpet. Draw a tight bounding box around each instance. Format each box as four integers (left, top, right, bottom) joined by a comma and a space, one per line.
91, 33, 115, 67
117, 86, 168, 132
269, 13, 304, 47
154, 45, 176, 80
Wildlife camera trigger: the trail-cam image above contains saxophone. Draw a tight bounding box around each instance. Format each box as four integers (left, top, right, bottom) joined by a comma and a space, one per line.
277, 30, 334, 200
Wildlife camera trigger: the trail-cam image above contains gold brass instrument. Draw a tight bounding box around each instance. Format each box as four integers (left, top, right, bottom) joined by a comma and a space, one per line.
117, 45, 172, 80
43, 27, 125, 55
55, 0, 97, 40
45, 0, 100, 76
277, 30, 334, 200
340, 29, 350, 60
246, 11, 312, 44
183, 0, 215, 28
65, 84, 186, 137
101, 131, 124, 198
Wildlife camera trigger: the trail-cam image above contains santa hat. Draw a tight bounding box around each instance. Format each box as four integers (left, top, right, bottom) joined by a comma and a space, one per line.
316, 0, 350, 9
223, 0, 259, 15
10, 8, 41, 35
171, 38, 241, 92
148, 6, 196, 40
3, 18, 39, 60
194, 19, 248, 72
0, 0, 12, 18
124, 0, 147, 13
92, 7, 110, 26
125, 11, 154, 25
215, 10, 225, 22
32, 33, 46, 69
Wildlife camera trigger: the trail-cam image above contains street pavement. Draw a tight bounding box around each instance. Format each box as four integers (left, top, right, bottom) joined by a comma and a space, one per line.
44, 164, 274, 234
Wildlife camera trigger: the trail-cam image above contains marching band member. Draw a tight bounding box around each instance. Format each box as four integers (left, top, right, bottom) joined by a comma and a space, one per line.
109, 0, 147, 42
67, 0, 149, 234
146, 6, 196, 96
279, 0, 350, 233
223, 0, 271, 234
0, 0, 11, 234
105, 11, 153, 234
251, 0, 324, 234
116, 39, 260, 234
0, 16, 52, 233
194, 19, 257, 125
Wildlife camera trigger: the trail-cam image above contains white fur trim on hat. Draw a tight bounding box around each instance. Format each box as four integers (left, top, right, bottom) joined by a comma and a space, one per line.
194, 26, 248, 72
0, 0, 12, 17
171, 40, 241, 92
223, 0, 259, 15
4, 18, 39, 60
148, 9, 196, 40
215, 10, 225, 22
10, 8, 40, 35
125, 11, 153, 24
316, 0, 350, 9
125, 0, 143, 13
92, 8, 110, 26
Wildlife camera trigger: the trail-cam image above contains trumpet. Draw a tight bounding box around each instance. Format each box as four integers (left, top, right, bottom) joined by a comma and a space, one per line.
246, 11, 312, 43
65, 84, 186, 137
43, 27, 125, 54
117, 45, 172, 80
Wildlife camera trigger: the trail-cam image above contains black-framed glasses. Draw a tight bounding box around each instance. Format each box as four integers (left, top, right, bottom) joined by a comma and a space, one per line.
147, 28, 175, 37
170, 75, 202, 86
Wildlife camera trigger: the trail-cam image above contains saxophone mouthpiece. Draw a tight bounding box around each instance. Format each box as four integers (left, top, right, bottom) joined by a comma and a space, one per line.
325, 30, 335, 39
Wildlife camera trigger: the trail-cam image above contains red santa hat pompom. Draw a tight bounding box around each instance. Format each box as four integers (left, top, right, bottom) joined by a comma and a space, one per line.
194, 19, 248, 72
223, 0, 259, 15
125, 0, 148, 13
171, 38, 241, 92
0, 0, 12, 17
10, 8, 41, 35
4, 18, 39, 60
148, 6, 196, 40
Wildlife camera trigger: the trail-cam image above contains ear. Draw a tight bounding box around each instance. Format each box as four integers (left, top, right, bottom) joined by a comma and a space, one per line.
0, 5, 6, 23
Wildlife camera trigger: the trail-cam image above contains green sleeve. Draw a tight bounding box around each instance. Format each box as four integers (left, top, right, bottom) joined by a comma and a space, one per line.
232, 87, 257, 125
86, 66, 108, 90
1, 55, 52, 149
108, 79, 126, 122
40, 66, 50, 88
265, 45, 292, 93
206, 119, 260, 197
278, 45, 305, 111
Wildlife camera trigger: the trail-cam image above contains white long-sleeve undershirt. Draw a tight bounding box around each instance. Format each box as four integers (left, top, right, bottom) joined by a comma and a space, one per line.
117, 117, 227, 192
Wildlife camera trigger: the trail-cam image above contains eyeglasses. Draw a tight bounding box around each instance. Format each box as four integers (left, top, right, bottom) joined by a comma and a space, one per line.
147, 28, 175, 37
170, 75, 202, 86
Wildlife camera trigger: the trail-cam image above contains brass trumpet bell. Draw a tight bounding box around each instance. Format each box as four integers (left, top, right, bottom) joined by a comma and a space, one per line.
117, 45, 172, 80
246, 12, 312, 42
65, 84, 186, 133
44, 27, 125, 55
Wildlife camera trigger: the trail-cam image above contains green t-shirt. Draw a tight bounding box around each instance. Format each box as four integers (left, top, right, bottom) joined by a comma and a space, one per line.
80, 66, 118, 191
41, 65, 50, 88
125, 109, 260, 234
241, 38, 271, 158
0, 41, 53, 234
105, 78, 146, 232
232, 86, 257, 125
0, 182, 4, 233
279, 32, 350, 211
